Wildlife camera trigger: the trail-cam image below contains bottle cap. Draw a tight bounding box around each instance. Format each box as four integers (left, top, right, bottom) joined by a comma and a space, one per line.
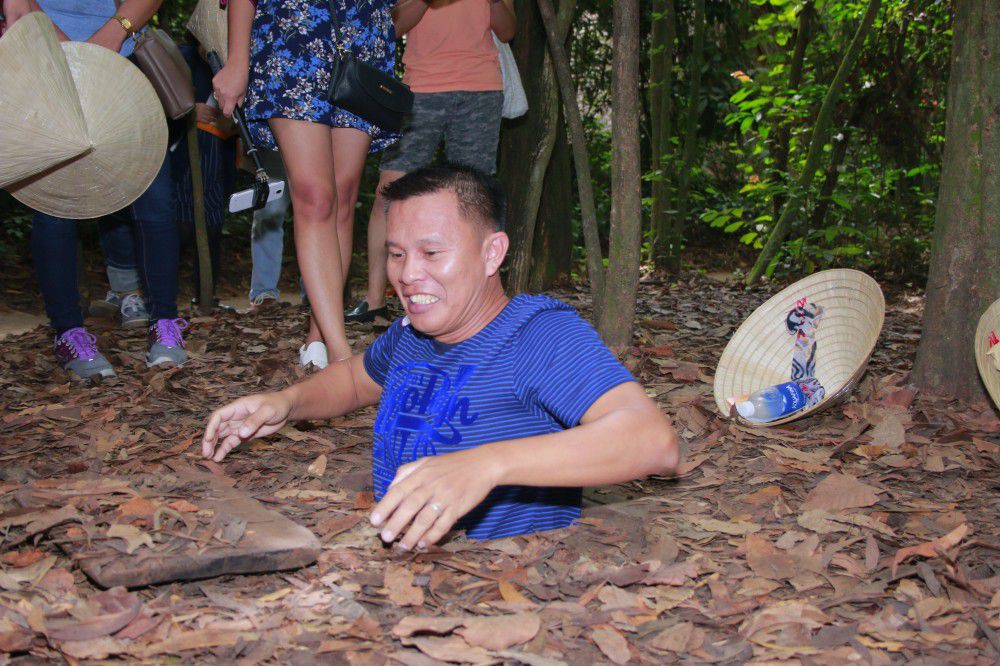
735, 401, 755, 419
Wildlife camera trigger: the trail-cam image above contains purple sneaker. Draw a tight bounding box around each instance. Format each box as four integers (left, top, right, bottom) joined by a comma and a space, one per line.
54, 327, 115, 379
146, 318, 189, 367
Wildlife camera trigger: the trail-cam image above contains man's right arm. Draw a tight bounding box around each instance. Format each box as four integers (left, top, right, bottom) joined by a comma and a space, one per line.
202, 354, 382, 461
285, 354, 382, 421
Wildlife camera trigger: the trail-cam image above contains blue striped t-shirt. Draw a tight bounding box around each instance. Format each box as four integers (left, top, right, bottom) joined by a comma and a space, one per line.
363, 294, 635, 540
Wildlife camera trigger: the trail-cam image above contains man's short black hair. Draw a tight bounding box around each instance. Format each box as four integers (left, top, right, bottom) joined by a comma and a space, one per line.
381, 163, 507, 232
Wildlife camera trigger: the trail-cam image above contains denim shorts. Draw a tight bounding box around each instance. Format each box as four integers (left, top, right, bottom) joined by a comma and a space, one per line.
380, 90, 504, 175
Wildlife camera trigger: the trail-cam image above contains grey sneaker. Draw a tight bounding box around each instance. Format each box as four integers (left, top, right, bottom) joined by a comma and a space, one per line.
119, 293, 149, 329
89, 290, 122, 318
146, 318, 188, 367
54, 327, 116, 380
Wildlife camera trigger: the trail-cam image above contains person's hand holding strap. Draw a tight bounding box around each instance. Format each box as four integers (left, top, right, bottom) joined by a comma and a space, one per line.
213, 0, 254, 116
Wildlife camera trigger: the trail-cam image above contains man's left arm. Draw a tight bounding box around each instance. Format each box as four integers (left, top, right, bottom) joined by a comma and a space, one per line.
371, 381, 680, 550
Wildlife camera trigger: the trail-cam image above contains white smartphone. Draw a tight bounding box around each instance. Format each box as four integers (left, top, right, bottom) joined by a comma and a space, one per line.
228, 180, 286, 213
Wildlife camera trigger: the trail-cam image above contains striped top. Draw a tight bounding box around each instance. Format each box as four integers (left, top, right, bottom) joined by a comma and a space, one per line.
364, 294, 635, 540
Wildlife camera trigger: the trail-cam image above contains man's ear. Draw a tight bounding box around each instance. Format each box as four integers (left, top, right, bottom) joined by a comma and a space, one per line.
483, 231, 509, 277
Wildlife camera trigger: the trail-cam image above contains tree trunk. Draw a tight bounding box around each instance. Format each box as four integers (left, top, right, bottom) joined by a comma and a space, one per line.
806, 96, 868, 232
912, 2, 1000, 403
771, 1, 813, 222
746, 0, 881, 285
805, 126, 852, 233
502, 0, 575, 294
530, 123, 573, 291
598, 0, 642, 349
650, 0, 676, 265
665, 0, 706, 273
537, 0, 605, 318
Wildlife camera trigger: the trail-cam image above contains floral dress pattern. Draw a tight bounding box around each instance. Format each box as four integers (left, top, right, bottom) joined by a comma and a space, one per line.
244, 0, 398, 153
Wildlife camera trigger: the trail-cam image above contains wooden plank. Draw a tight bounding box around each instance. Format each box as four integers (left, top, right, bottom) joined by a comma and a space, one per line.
76, 463, 320, 589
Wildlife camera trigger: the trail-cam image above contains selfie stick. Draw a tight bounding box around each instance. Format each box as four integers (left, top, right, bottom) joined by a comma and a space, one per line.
207, 51, 273, 211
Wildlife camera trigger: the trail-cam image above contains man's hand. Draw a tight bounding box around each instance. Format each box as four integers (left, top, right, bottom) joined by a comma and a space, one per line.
212, 61, 249, 117
202, 392, 292, 462
370, 448, 502, 550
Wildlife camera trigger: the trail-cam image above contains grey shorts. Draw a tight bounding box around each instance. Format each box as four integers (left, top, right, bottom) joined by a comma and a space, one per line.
380, 90, 504, 175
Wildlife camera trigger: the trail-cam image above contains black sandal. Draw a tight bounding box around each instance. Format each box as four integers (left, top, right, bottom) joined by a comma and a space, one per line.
345, 299, 388, 323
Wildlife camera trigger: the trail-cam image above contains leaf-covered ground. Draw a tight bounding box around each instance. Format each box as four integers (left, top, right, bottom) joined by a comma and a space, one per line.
1, 274, 998, 664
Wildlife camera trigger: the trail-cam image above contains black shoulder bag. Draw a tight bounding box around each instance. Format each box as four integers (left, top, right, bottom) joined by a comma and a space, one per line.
325, 0, 413, 133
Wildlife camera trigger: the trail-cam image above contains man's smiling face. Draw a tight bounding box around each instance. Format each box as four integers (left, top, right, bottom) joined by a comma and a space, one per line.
385, 190, 505, 343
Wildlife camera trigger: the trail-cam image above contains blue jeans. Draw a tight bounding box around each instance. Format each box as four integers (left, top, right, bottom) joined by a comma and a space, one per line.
32, 153, 179, 332
249, 150, 289, 300
98, 211, 141, 293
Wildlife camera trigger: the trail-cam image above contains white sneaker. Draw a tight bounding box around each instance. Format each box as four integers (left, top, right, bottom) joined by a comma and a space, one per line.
299, 341, 328, 369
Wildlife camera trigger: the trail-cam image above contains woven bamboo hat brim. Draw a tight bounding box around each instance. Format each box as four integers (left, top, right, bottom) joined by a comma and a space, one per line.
714, 269, 885, 426
7, 41, 167, 219
974, 297, 1000, 410
0, 12, 92, 188
187, 0, 228, 62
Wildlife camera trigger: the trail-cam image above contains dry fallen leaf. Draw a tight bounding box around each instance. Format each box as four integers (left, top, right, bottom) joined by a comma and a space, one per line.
801, 473, 881, 512
688, 517, 761, 535
649, 621, 695, 653
385, 564, 425, 607
746, 533, 798, 581
1, 548, 47, 568
307, 454, 327, 477
458, 613, 541, 651
891, 523, 970, 576
739, 600, 829, 642
498, 579, 534, 605
46, 587, 142, 641
393, 616, 466, 638
402, 636, 492, 664
116, 496, 158, 523
105, 524, 154, 555
591, 626, 631, 664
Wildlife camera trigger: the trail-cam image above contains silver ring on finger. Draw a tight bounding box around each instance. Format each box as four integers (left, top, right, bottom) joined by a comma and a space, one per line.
428, 502, 444, 514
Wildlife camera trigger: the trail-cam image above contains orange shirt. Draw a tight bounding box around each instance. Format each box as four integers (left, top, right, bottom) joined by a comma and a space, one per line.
402, 0, 502, 93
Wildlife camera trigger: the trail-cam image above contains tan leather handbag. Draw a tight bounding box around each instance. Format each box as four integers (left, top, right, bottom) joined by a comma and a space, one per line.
114, 2, 195, 119
133, 27, 195, 119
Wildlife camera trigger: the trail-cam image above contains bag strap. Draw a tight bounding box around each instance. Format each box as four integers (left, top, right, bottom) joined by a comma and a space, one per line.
328, 0, 346, 58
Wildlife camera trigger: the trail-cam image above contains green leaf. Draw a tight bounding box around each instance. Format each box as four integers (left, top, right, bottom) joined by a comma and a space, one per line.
730, 87, 753, 104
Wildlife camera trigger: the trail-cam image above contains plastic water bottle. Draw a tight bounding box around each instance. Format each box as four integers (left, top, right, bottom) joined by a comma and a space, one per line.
732, 382, 807, 422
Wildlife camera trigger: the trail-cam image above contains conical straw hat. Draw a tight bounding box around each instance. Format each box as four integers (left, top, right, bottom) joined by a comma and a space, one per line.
7, 41, 167, 219
187, 0, 228, 62
714, 269, 885, 426
0, 12, 92, 188
974, 297, 1000, 410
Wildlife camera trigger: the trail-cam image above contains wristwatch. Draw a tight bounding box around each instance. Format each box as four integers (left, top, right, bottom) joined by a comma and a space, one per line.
112, 14, 136, 39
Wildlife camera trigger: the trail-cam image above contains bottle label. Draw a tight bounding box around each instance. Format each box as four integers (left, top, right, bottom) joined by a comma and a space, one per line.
775, 381, 807, 415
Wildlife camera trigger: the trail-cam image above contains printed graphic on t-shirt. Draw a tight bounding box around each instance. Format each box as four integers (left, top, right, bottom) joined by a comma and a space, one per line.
373, 361, 479, 470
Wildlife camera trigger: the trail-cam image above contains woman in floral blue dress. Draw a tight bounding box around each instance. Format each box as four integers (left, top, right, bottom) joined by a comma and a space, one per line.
214, 0, 397, 367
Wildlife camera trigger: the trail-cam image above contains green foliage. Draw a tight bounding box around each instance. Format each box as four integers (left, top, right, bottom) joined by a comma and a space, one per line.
687, 0, 950, 280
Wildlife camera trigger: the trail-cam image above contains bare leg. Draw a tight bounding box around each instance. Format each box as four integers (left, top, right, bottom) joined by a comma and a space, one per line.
330, 128, 373, 287
269, 118, 351, 360
365, 169, 405, 309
